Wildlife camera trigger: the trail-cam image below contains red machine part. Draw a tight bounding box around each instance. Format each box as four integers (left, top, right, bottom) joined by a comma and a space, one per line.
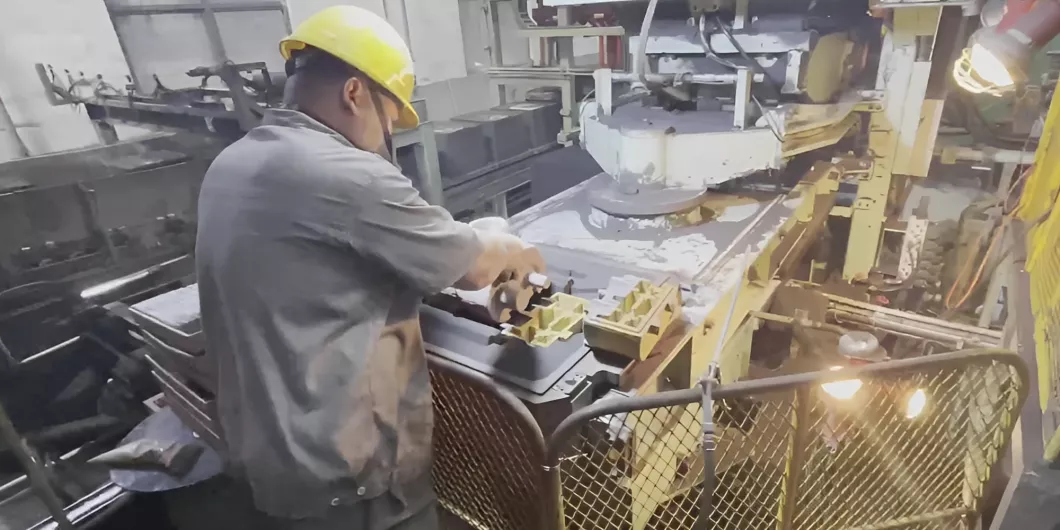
995, 0, 1060, 45
529, 4, 622, 67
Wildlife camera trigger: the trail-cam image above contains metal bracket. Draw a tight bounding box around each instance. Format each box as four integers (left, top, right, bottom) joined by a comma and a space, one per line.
897, 216, 929, 281
852, 198, 876, 210
832, 156, 874, 176
689, 0, 726, 14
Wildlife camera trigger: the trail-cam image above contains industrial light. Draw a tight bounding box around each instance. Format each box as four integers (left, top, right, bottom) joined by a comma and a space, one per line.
905, 388, 928, 419
821, 366, 863, 401
952, 0, 1060, 95
80, 270, 152, 299
952, 31, 1027, 96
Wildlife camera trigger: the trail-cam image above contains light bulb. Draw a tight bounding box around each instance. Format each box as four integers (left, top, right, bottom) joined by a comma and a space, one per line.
822, 366, 862, 400
905, 388, 928, 419
969, 43, 1015, 88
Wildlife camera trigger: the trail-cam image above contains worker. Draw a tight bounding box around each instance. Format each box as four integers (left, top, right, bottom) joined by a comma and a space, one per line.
194, 6, 536, 529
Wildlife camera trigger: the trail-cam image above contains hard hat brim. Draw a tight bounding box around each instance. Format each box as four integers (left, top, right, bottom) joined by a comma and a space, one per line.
396, 101, 420, 130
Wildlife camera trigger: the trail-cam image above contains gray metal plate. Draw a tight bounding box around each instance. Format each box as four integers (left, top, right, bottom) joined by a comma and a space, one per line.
110, 407, 224, 493
131, 284, 202, 335
509, 174, 797, 284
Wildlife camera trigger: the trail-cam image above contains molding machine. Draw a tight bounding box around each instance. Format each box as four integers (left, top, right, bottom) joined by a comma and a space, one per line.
419, 0, 960, 418
6, 0, 1045, 529
122, 1, 1031, 529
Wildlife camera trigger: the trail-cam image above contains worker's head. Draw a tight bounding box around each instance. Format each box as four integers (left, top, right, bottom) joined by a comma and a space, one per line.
279, 6, 419, 160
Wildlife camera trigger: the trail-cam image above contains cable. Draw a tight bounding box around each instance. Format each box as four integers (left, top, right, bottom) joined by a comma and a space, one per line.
635, 0, 662, 88
696, 14, 782, 141
712, 15, 784, 97
944, 163, 1040, 314
695, 13, 780, 140
944, 222, 1005, 312
752, 95, 784, 142
1003, 164, 1035, 215
697, 15, 738, 70
943, 112, 1042, 313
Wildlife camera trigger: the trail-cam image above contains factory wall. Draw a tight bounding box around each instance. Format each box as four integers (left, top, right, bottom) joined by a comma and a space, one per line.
290, 0, 531, 124
0, 0, 531, 163
0, 0, 151, 161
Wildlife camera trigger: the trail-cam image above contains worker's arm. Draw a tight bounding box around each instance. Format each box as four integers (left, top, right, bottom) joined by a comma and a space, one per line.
341, 155, 533, 293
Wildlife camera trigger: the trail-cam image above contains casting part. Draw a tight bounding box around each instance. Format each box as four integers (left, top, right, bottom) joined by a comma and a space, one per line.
584, 276, 682, 360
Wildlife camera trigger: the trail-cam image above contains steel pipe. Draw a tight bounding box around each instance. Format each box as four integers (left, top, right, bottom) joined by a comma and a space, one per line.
750, 311, 849, 336
828, 309, 999, 348
946, 146, 1036, 165
0, 400, 74, 529
610, 71, 765, 85
635, 0, 662, 87
486, 66, 596, 79
0, 92, 30, 160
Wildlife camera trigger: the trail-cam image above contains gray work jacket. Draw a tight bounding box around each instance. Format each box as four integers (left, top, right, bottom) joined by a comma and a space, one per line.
195, 109, 480, 518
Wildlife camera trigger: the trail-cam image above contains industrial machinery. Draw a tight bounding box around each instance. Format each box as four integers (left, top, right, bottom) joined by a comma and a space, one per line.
413, 0, 1033, 528
85, 1, 1032, 530
5, 0, 1059, 528
0, 135, 213, 530
0, 3, 583, 528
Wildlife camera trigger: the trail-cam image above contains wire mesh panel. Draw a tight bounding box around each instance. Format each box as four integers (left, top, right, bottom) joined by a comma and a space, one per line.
429, 356, 548, 530
546, 350, 1027, 530
792, 359, 1020, 529
555, 393, 796, 530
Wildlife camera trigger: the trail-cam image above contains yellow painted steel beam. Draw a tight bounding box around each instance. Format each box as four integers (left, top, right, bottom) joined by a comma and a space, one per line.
843, 6, 942, 280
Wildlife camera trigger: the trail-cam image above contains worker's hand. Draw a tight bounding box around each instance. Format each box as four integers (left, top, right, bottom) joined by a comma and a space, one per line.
454, 229, 542, 291
491, 241, 545, 286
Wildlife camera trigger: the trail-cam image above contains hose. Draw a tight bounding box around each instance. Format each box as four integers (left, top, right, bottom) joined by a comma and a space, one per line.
698, 15, 739, 70
696, 14, 783, 139
712, 15, 784, 97
635, 0, 662, 88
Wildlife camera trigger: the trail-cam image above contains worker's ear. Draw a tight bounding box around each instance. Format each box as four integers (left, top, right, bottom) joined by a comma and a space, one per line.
341, 76, 369, 116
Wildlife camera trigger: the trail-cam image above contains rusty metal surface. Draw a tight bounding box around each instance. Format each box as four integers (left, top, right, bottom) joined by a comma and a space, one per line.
545, 350, 1028, 530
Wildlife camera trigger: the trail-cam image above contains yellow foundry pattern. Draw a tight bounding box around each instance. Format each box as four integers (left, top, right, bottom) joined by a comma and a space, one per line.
553, 356, 1024, 530
584, 279, 682, 361
504, 293, 589, 347
1018, 86, 1060, 460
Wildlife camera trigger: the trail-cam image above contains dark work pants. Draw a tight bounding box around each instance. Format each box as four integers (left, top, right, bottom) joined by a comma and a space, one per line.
165, 474, 439, 530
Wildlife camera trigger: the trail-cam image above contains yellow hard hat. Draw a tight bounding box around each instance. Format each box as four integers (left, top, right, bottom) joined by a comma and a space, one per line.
280, 6, 419, 129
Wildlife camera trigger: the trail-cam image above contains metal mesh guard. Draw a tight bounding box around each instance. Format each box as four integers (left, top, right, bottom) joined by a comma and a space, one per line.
549, 350, 1027, 530
430, 357, 547, 530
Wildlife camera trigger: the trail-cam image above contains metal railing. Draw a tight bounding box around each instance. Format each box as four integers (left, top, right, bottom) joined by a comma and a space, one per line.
428, 355, 550, 530
4, 348, 1024, 530
544, 350, 1027, 530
